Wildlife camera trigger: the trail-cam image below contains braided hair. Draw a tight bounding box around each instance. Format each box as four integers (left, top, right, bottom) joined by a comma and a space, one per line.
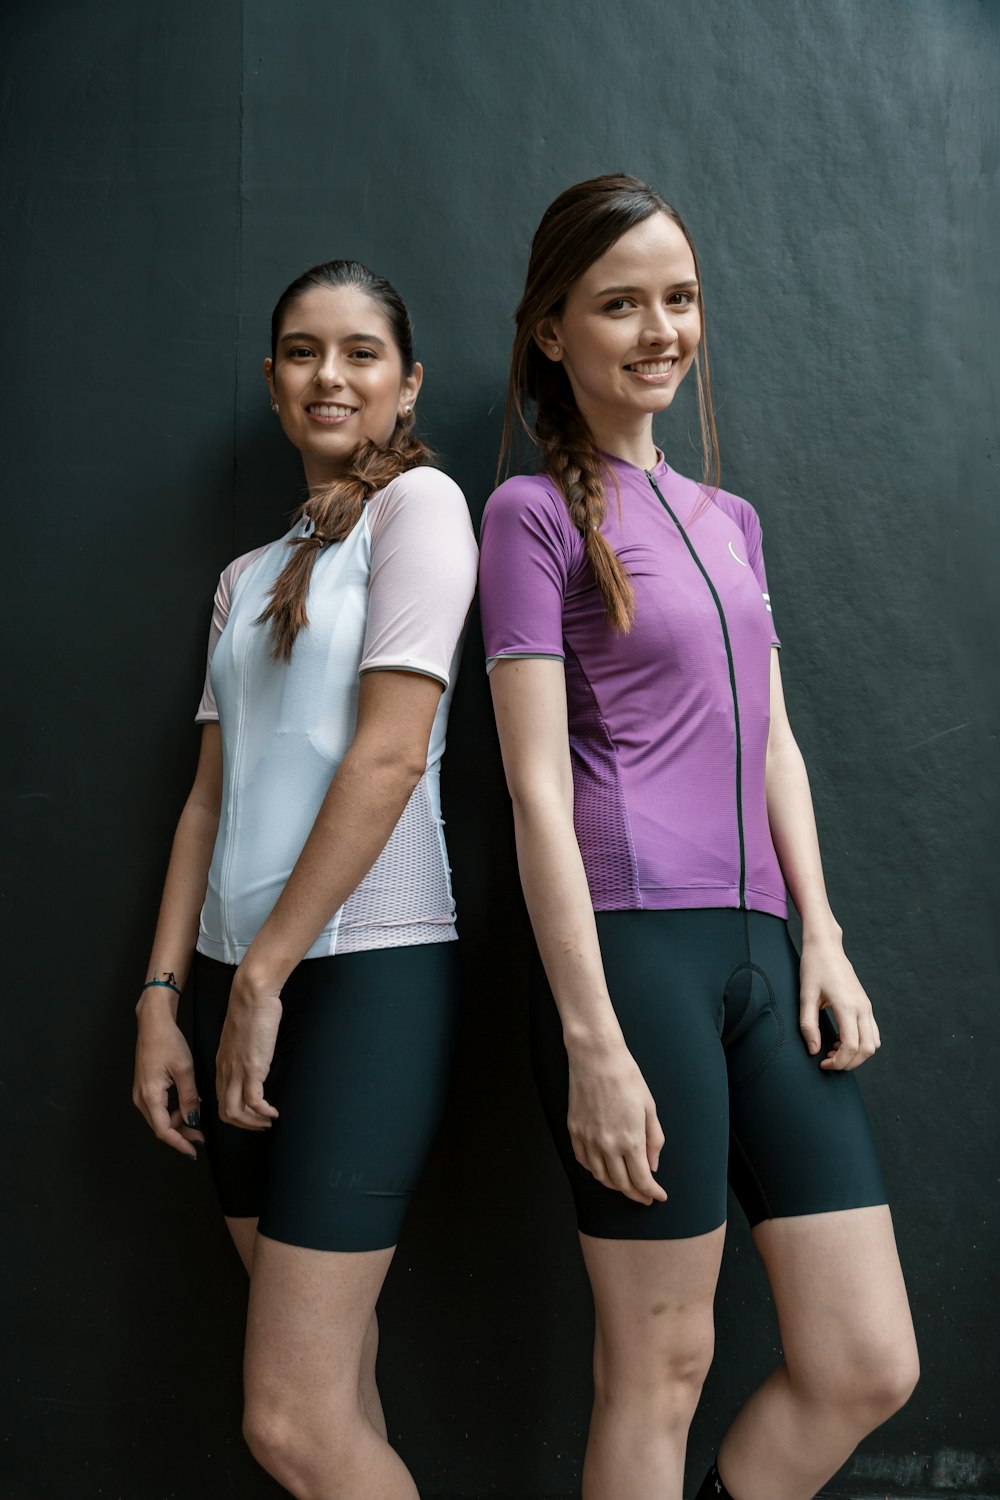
499, 174, 720, 632
258, 260, 435, 662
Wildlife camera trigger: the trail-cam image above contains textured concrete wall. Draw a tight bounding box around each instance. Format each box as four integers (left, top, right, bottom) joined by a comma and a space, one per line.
3, 1, 996, 1495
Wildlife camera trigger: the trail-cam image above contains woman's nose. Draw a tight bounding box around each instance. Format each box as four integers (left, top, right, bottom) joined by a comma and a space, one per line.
640, 306, 679, 348
314, 357, 344, 388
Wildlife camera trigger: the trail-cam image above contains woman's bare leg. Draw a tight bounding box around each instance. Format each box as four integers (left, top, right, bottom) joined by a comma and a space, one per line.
240, 1233, 413, 1499
579, 1225, 726, 1500
226, 1215, 386, 1441
715, 1205, 918, 1500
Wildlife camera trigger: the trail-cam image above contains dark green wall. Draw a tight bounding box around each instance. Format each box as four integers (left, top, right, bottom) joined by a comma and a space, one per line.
2, 2, 997, 1496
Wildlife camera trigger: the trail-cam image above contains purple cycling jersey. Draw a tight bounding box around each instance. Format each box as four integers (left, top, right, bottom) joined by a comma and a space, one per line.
479, 452, 787, 918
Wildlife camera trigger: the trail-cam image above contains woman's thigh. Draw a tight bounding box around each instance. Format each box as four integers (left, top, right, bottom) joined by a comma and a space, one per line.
752, 1205, 917, 1393
530, 910, 734, 1240
244, 1234, 395, 1413
192, 942, 462, 1251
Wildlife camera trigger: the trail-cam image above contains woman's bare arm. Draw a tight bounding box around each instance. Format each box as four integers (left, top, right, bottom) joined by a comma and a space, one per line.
765, 649, 881, 1070
489, 657, 665, 1205
215, 668, 445, 1128
132, 723, 222, 1156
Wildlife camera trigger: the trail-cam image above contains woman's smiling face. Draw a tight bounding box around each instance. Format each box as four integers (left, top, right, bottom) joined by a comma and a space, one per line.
264, 284, 422, 487
540, 211, 701, 444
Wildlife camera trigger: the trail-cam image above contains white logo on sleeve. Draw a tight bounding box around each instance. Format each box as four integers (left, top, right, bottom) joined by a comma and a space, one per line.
762, 592, 772, 613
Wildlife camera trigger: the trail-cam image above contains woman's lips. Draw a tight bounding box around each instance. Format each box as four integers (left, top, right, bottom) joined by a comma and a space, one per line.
305, 403, 357, 424
624, 358, 677, 383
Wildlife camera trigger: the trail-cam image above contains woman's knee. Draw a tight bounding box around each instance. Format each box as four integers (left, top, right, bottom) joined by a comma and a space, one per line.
859, 1340, 920, 1421
243, 1392, 358, 1496
795, 1334, 919, 1427
595, 1316, 715, 1422
243, 1399, 303, 1489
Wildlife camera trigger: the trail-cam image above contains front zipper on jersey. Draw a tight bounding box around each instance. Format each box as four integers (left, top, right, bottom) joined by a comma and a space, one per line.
644, 471, 746, 908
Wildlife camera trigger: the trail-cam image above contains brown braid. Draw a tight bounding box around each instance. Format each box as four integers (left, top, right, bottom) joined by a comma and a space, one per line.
498, 174, 721, 632
533, 381, 634, 633
257, 414, 435, 662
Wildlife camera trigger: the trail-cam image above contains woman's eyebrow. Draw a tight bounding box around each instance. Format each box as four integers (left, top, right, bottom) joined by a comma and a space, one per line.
278, 330, 389, 347
592, 279, 700, 298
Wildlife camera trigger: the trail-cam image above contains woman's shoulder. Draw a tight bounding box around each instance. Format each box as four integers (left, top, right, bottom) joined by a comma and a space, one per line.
482, 474, 569, 540
215, 539, 276, 604
372, 463, 470, 517
366, 465, 478, 570
708, 484, 765, 540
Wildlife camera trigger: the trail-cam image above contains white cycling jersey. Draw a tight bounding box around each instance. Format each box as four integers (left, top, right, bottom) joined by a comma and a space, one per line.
194, 465, 478, 963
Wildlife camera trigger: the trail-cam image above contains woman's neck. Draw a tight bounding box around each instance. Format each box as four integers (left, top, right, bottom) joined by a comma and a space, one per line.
580, 413, 659, 472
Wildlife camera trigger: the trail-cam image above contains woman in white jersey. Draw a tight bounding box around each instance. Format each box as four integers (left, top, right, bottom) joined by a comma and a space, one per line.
132, 259, 478, 1499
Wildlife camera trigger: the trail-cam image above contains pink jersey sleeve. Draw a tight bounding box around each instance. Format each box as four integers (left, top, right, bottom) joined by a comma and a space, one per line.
360, 467, 478, 687
195, 544, 271, 722
478, 474, 575, 670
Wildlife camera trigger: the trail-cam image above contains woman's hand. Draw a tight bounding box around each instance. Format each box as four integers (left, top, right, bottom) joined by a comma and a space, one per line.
133, 999, 205, 1159
799, 931, 882, 1071
566, 1038, 667, 1205
215, 968, 282, 1130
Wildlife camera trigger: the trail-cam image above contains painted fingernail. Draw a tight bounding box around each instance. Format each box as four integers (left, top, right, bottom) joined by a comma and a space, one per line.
187, 1111, 201, 1128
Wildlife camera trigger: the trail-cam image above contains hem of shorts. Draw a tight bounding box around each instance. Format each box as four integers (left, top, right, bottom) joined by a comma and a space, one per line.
196, 924, 458, 964
743, 1192, 888, 1231
577, 1211, 728, 1243
256, 1222, 402, 1254
591, 886, 788, 919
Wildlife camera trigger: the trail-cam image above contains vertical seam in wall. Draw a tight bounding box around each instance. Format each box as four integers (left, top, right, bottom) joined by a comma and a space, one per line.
232, 0, 246, 555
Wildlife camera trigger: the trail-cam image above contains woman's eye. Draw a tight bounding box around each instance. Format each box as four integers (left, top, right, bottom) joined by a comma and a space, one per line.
603, 298, 631, 313
350, 348, 377, 360
668, 291, 697, 307
288, 347, 314, 358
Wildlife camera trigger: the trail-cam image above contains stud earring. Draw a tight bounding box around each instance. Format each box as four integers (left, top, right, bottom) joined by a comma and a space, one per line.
551, 344, 560, 354
270, 399, 279, 414
403, 405, 412, 416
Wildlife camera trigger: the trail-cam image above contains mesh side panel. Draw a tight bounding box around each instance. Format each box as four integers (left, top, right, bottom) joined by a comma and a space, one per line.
336, 776, 455, 953
564, 643, 640, 908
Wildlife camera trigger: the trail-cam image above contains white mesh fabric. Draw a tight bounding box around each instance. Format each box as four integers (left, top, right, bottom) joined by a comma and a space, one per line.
335, 776, 456, 953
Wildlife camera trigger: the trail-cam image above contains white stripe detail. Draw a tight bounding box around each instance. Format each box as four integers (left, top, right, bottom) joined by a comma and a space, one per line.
728, 540, 747, 566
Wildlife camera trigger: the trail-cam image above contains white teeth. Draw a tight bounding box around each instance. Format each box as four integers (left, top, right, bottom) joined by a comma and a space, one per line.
309, 403, 354, 417
628, 359, 675, 374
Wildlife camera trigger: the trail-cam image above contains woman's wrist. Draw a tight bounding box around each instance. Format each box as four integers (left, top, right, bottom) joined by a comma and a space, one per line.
562, 1010, 626, 1058
799, 914, 844, 949
232, 947, 292, 1001
135, 987, 179, 1022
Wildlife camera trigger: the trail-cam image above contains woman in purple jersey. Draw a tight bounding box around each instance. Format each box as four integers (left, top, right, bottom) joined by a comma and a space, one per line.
478, 176, 917, 1500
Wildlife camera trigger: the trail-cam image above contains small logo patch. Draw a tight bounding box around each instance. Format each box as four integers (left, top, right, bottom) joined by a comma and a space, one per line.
762, 592, 772, 613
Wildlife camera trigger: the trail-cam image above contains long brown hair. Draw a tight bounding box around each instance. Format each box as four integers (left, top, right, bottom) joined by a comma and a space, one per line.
499, 174, 720, 632
258, 260, 434, 662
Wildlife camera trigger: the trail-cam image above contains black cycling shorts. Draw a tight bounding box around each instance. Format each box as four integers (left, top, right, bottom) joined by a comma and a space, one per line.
191, 942, 461, 1252
530, 908, 887, 1240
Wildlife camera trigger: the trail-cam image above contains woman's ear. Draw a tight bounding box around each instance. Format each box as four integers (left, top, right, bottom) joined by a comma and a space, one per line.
533, 318, 564, 362
398, 361, 423, 418
263, 357, 278, 412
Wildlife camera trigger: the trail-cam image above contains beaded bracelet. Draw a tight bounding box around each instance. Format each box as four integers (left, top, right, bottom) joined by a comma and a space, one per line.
142, 977, 182, 998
